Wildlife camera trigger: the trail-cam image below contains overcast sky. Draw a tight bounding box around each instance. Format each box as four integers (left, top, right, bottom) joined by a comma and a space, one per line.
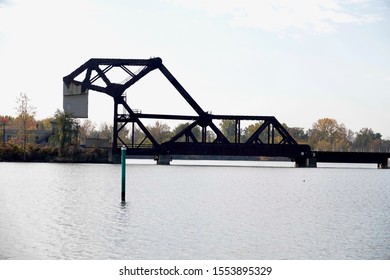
1, 0, 389, 137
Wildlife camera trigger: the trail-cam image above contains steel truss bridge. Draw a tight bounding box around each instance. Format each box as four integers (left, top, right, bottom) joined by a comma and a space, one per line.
63, 57, 389, 168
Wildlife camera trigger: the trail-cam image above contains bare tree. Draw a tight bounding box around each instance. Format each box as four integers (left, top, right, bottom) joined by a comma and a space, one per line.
15, 93, 36, 160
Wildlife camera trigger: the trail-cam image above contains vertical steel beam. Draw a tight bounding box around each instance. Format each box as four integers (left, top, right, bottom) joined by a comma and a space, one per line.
267, 123, 271, 144
158, 64, 205, 116
112, 99, 119, 154
235, 119, 241, 144
131, 121, 135, 148
202, 126, 207, 143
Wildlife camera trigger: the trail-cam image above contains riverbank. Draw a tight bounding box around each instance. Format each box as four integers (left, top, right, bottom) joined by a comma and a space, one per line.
0, 144, 109, 163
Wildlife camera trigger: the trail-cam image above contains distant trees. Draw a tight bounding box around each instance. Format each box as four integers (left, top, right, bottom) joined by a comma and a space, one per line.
307, 118, 354, 151
353, 128, 389, 152
171, 122, 203, 142
283, 125, 308, 144
53, 109, 79, 158
131, 118, 389, 152
285, 118, 389, 152
147, 121, 171, 143
2, 96, 390, 163
219, 120, 237, 142
243, 122, 261, 143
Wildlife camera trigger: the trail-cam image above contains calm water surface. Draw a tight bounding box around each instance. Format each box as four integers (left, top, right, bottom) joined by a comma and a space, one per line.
0, 161, 389, 259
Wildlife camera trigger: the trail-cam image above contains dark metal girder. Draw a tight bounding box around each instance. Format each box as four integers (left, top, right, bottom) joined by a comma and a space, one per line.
64, 57, 302, 160
118, 98, 159, 147
245, 120, 271, 144
64, 59, 157, 93
94, 65, 112, 86
132, 142, 312, 158
122, 63, 159, 92
116, 113, 199, 121
314, 151, 390, 164
211, 114, 276, 121
120, 65, 135, 77
158, 63, 205, 116
169, 120, 199, 143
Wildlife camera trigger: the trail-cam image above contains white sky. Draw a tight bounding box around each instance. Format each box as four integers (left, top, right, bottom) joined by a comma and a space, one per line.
0, 0, 389, 137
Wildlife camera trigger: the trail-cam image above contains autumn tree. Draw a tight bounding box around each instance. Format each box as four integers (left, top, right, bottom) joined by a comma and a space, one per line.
308, 118, 353, 151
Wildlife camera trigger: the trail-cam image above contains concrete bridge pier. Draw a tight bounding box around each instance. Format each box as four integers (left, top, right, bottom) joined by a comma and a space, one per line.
155, 154, 172, 165
295, 157, 317, 168
378, 159, 389, 169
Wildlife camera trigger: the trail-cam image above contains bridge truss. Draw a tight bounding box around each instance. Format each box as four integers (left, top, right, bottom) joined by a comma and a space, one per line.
63, 57, 311, 164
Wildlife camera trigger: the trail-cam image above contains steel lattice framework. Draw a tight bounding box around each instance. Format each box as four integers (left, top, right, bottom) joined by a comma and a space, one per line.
63, 57, 311, 163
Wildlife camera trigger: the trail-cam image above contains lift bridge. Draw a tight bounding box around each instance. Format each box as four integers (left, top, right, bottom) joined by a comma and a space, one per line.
63, 57, 389, 168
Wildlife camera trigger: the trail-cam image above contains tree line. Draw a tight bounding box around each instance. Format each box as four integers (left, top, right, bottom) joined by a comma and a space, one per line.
0, 93, 108, 162
1, 93, 389, 162
182, 119, 388, 152
63, 117, 390, 153
285, 119, 389, 152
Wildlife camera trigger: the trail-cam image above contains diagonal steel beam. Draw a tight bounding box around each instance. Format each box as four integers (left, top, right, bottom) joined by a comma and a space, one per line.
118, 97, 159, 147
158, 63, 205, 116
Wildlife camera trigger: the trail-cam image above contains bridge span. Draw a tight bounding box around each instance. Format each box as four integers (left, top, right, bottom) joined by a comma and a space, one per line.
116, 145, 389, 169
63, 57, 389, 169
312, 151, 390, 169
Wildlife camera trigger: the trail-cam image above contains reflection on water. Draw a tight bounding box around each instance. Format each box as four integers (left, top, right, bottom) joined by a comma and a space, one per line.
0, 162, 389, 259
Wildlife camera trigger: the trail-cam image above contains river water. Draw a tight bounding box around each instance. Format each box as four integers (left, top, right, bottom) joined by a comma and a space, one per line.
0, 161, 389, 260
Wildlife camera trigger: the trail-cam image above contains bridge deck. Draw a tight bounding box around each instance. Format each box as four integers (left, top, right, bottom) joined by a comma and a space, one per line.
122, 143, 311, 159
119, 145, 390, 168
313, 151, 390, 166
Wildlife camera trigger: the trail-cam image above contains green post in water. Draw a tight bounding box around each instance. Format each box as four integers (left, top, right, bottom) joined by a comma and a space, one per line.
121, 145, 126, 202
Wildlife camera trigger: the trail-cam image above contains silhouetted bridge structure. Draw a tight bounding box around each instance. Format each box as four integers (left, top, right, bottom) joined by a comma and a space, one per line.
63, 57, 389, 168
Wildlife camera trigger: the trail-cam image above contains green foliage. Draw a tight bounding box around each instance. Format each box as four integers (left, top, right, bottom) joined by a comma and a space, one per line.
0, 144, 23, 161
0, 143, 56, 162
172, 122, 202, 142
242, 122, 261, 143
25, 144, 56, 162
219, 120, 237, 142
0, 143, 108, 163
354, 128, 379, 150
147, 121, 172, 144
284, 124, 308, 144
53, 109, 79, 158
77, 147, 109, 163
353, 128, 390, 152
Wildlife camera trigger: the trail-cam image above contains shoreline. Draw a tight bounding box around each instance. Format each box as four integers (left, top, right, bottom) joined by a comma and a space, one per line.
0, 144, 109, 164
